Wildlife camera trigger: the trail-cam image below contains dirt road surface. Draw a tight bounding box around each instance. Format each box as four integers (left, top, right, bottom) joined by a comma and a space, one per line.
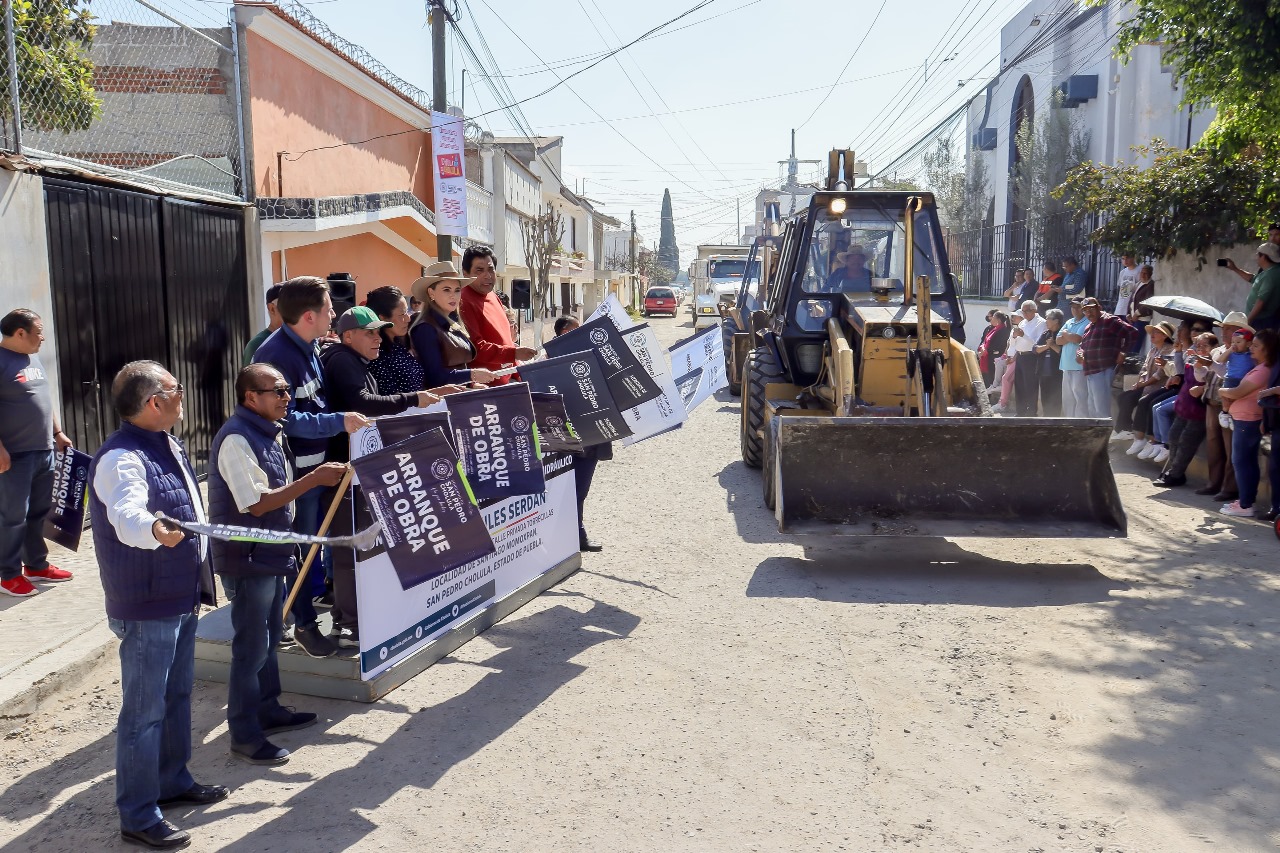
3, 311, 1278, 852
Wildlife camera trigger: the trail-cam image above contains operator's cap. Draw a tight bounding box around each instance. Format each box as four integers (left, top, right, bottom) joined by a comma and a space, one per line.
336, 306, 393, 334
1069, 295, 1087, 305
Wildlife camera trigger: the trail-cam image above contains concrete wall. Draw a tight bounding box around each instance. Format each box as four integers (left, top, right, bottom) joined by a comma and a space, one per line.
272, 232, 423, 300
0, 170, 61, 411
1153, 247, 1262, 319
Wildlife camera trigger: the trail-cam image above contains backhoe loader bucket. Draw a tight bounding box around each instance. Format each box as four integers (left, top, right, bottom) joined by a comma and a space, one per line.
770, 415, 1126, 537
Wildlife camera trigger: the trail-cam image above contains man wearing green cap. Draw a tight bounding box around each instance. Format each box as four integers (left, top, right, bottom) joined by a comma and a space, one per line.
320, 306, 456, 647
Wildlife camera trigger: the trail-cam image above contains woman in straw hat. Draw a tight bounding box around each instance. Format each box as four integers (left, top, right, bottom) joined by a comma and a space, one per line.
408, 262, 497, 388
1112, 320, 1176, 450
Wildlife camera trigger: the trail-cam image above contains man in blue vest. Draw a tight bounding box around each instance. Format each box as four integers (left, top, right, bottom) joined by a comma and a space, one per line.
253, 277, 370, 658
210, 364, 347, 766
90, 360, 222, 850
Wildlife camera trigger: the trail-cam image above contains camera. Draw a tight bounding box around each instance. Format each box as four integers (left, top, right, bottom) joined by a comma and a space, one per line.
1217, 258, 1230, 267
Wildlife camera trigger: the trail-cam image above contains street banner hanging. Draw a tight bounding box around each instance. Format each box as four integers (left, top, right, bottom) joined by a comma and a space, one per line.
43, 448, 91, 551
161, 515, 382, 550
517, 350, 633, 445
542, 315, 663, 408
431, 110, 468, 237
668, 323, 728, 414
529, 392, 585, 454
350, 427, 495, 591
444, 383, 545, 500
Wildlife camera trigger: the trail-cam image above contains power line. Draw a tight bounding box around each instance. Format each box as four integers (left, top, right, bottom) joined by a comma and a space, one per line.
794, 0, 889, 130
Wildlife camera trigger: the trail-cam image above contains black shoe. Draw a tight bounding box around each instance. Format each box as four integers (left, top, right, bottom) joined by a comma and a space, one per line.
293, 624, 337, 659
1194, 485, 1220, 496
579, 536, 603, 553
1154, 475, 1186, 488
1214, 492, 1239, 503
1258, 509, 1278, 522
261, 708, 317, 736
331, 625, 360, 649
156, 783, 229, 808
230, 741, 290, 765
120, 820, 190, 849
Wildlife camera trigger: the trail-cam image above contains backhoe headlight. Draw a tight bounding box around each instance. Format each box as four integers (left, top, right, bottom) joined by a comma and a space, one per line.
829, 197, 848, 215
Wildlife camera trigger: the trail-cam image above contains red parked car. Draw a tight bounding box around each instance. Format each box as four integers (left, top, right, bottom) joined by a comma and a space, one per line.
643, 287, 678, 317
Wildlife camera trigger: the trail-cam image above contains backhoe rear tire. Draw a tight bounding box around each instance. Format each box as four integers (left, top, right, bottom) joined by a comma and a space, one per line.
741, 346, 778, 469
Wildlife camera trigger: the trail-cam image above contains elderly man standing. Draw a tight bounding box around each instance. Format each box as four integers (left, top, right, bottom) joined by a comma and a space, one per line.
1009, 300, 1047, 416
460, 246, 538, 384
1077, 297, 1140, 419
211, 364, 347, 766
90, 360, 223, 850
253, 276, 370, 658
1057, 297, 1091, 417
0, 309, 74, 598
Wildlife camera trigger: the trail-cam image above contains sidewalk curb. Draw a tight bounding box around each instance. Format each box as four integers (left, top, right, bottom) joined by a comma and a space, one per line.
0, 620, 116, 721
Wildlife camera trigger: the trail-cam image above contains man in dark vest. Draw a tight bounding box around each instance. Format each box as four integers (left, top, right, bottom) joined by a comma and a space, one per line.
90, 360, 222, 850
253, 276, 370, 658
210, 364, 347, 766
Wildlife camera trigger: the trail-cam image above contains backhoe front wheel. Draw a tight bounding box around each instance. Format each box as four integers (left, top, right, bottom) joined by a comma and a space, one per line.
741, 346, 778, 469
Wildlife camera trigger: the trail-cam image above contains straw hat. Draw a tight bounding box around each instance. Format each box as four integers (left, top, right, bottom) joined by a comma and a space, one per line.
1147, 320, 1176, 341
411, 261, 473, 304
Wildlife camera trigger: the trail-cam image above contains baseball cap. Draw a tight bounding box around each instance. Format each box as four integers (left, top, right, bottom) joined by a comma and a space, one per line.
1079, 297, 1100, 307
1258, 242, 1280, 264
265, 284, 284, 304
336, 306, 393, 334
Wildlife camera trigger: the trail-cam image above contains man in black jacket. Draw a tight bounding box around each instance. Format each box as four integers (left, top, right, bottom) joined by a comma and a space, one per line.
319, 307, 453, 647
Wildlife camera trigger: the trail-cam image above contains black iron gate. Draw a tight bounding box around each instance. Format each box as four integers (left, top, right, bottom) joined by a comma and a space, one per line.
42, 177, 249, 474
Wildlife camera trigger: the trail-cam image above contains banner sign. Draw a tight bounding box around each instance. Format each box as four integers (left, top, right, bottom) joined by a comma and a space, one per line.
431, 110, 468, 237
353, 443, 579, 680
444, 383, 545, 500
162, 516, 382, 550
617, 322, 685, 446
517, 350, 633, 445
668, 323, 728, 414
350, 427, 495, 591
542, 315, 663, 408
530, 392, 584, 454
588, 293, 635, 331
43, 448, 91, 550
378, 410, 452, 450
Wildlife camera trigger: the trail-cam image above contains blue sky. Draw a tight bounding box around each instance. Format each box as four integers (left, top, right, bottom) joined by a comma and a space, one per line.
177, 0, 1038, 258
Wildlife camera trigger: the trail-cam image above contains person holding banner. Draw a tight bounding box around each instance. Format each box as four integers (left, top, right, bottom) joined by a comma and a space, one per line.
460, 246, 538, 382
253, 277, 371, 658
410, 262, 499, 388
554, 316, 610, 553
0, 309, 74, 598
89, 360, 222, 851
210, 365, 348, 766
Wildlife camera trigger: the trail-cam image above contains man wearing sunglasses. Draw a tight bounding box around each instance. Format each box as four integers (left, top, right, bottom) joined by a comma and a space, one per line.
208, 364, 348, 769
89, 360, 221, 850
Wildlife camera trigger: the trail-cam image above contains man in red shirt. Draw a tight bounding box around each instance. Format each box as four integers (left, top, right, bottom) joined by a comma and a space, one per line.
459, 246, 537, 384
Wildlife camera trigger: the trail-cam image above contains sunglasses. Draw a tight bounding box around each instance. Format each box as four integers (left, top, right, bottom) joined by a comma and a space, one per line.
150, 384, 184, 400
249, 387, 290, 398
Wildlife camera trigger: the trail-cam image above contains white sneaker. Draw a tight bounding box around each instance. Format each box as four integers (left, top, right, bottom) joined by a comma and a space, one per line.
1126, 438, 1149, 455
1111, 430, 1134, 442
1137, 443, 1160, 460
1220, 501, 1254, 517
1152, 446, 1170, 464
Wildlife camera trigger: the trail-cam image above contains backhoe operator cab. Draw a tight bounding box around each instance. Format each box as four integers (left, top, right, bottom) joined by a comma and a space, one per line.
762, 189, 966, 394
720, 235, 779, 395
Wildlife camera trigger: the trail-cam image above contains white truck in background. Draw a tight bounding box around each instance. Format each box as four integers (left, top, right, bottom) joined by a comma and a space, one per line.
691, 244, 751, 330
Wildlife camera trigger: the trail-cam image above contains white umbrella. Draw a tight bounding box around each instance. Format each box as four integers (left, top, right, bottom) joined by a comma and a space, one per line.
1138, 295, 1225, 324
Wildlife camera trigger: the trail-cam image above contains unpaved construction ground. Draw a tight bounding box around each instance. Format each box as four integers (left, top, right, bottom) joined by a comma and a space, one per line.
2, 313, 1278, 852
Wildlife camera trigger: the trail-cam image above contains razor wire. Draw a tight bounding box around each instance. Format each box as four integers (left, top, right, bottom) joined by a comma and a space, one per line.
2, 0, 242, 198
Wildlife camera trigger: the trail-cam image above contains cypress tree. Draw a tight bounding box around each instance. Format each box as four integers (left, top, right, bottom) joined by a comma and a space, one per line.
658, 189, 680, 275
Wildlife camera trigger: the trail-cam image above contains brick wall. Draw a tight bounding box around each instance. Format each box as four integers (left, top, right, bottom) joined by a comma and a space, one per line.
93, 66, 228, 96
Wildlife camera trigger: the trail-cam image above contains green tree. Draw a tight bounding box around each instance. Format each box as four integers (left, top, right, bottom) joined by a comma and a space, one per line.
1013, 92, 1090, 223
657, 189, 679, 275
923, 137, 991, 235
1, 0, 100, 134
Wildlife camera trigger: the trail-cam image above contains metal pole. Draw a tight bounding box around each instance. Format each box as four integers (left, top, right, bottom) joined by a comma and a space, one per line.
630, 210, 637, 307
4, 0, 22, 153
430, 0, 452, 263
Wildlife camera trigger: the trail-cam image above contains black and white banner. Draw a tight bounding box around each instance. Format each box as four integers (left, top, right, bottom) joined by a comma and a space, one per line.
444, 383, 545, 500
530, 391, 585, 454
378, 410, 453, 450
161, 515, 382, 551
668, 323, 728, 415
43, 448, 91, 551
517, 350, 633, 445
350, 427, 495, 591
542, 314, 663, 408
588, 295, 686, 444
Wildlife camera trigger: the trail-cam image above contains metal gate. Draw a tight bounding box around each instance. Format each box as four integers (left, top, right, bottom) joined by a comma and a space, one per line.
42, 177, 249, 474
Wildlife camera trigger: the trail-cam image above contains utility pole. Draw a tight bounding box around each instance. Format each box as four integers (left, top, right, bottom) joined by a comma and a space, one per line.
629, 209, 637, 307
429, 0, 451, 263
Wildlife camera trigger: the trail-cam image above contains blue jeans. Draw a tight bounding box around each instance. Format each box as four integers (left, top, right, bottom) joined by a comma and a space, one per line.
0, 449, 54, 581
1153, 397, 1177, 444
224, 574, 285, 749
1232, 419, 1264, 509
1085, 369, 1115, 419
288, 484, 321, 629
108, 612, 198, 833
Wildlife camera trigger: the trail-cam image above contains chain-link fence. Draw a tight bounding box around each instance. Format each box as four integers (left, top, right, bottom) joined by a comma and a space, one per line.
1, 0, 242, 198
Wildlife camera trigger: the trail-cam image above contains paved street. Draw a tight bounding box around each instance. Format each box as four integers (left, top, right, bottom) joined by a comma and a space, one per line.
2, 308, 1279, 852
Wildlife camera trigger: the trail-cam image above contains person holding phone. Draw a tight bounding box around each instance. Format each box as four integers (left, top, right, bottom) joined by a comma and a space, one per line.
1222, 243, 1280, 330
